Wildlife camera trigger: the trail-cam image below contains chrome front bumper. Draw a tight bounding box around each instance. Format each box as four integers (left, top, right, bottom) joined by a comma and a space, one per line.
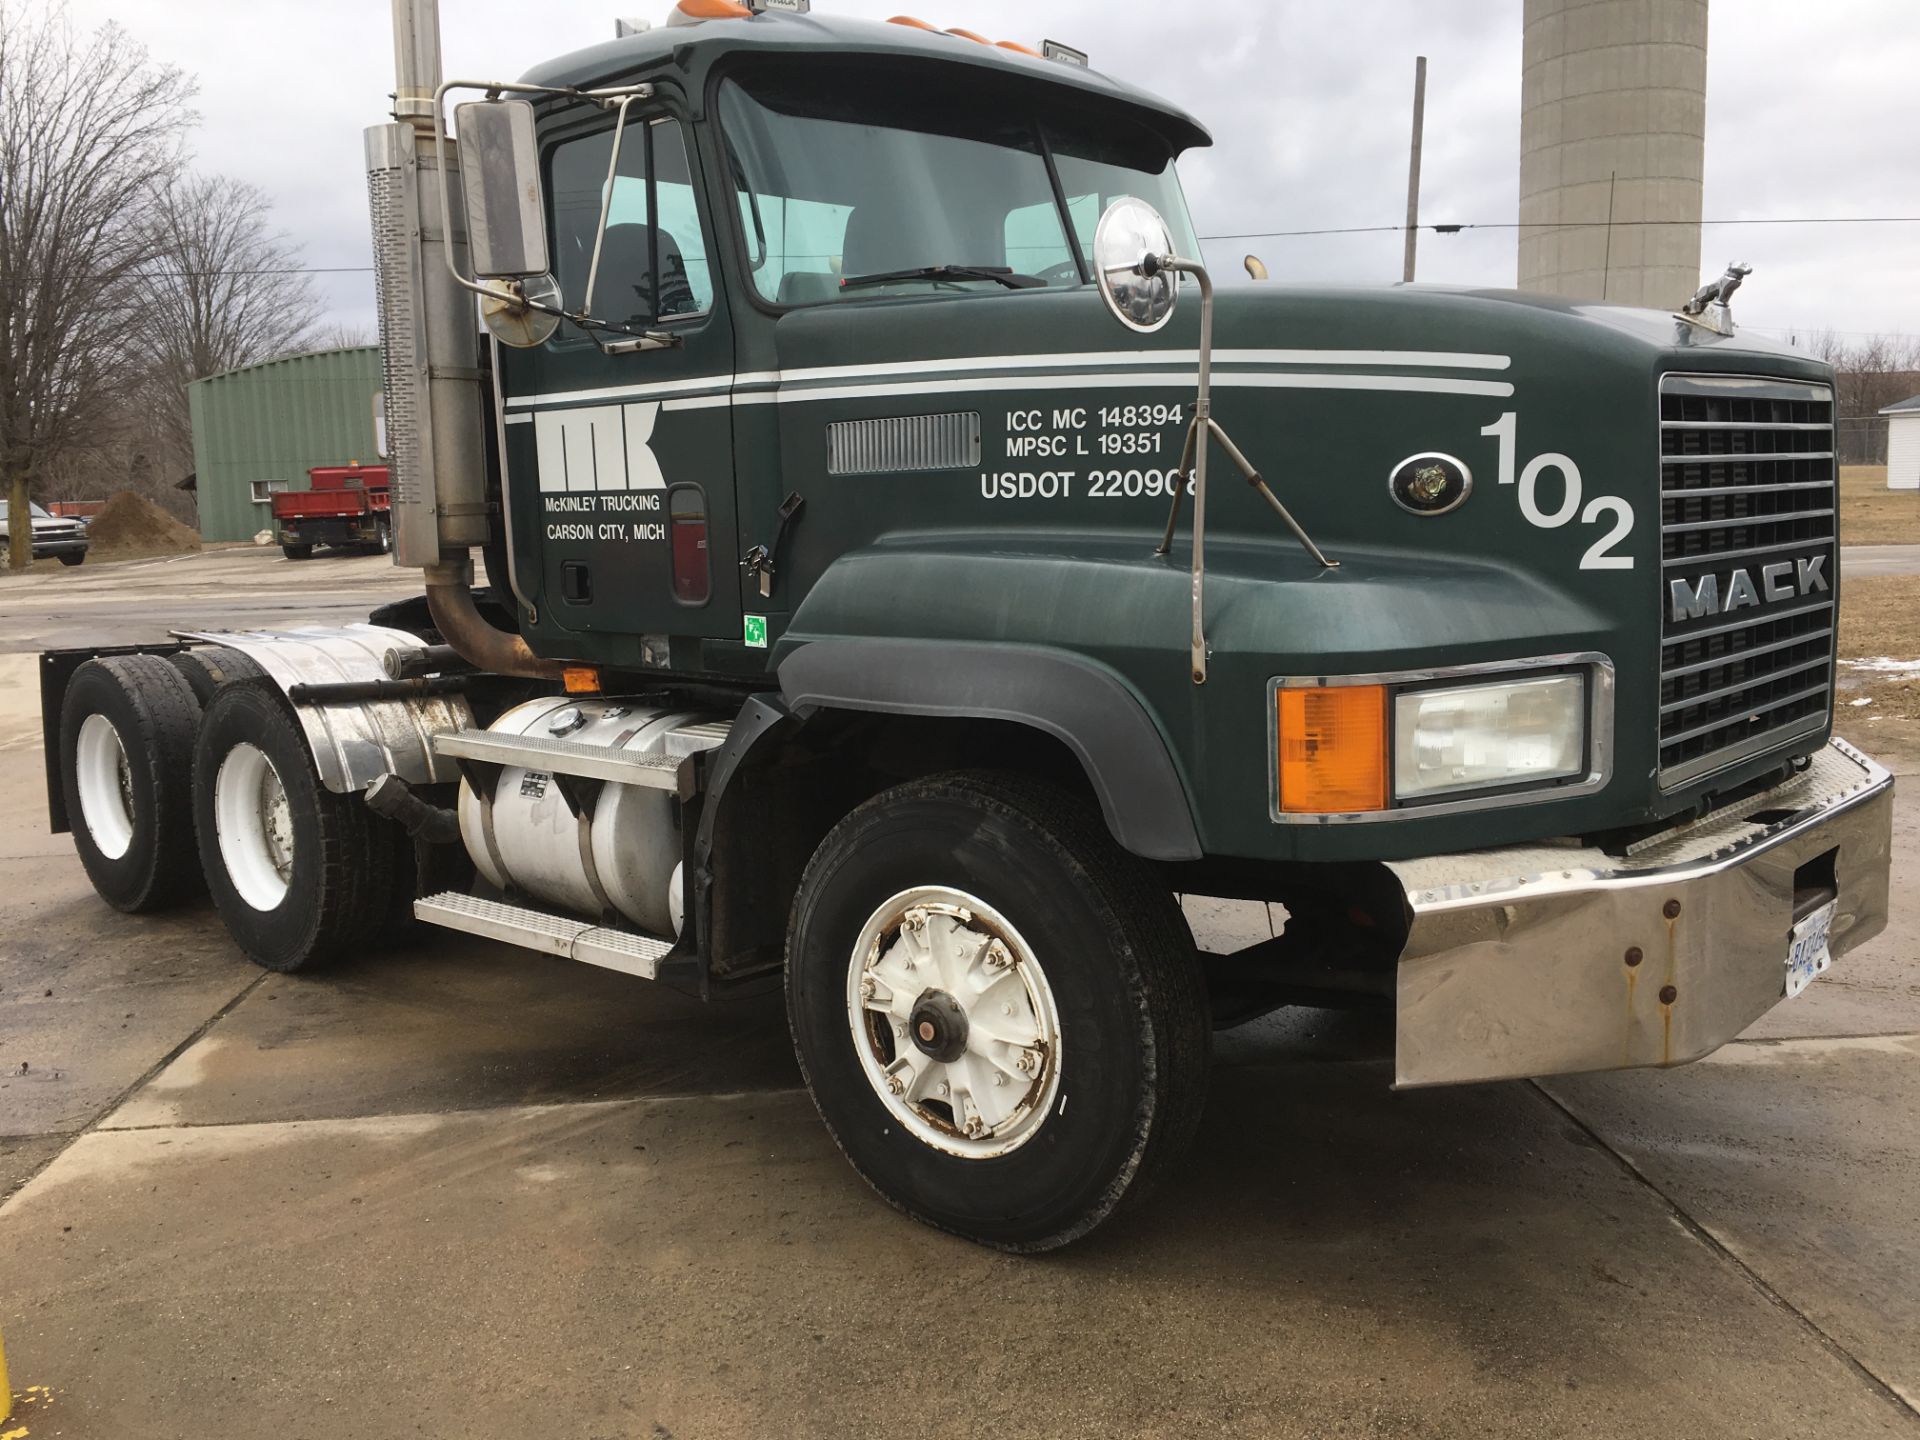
1390, 739, 1894, 1087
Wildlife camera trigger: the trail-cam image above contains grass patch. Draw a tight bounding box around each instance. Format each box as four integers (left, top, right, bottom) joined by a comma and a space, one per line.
1839, 573, 1920, 724
1839, 465, 1920, 546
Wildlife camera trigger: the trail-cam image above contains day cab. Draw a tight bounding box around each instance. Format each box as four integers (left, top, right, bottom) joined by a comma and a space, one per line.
40, 0, 1893, 1250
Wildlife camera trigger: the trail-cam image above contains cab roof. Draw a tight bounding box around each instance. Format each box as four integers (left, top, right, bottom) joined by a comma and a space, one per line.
520, 9, 1211, 153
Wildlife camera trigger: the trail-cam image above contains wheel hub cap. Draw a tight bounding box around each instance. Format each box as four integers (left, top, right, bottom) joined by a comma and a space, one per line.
846, 888, 1061, 1159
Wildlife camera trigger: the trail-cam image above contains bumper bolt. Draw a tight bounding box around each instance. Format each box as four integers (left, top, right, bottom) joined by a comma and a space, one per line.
1659, 984, 1678, 1005
1625, 946, 1644, 968
1663, 899, 1683, 920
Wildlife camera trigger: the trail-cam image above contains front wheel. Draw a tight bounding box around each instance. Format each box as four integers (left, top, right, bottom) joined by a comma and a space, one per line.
57, 551, 85, 566
281, 543, 313, 561
786, 772, 1209, 1251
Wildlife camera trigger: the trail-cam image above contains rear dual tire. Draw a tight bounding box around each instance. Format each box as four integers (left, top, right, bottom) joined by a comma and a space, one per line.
58, 656, 205, 912
192, 680, 398, 972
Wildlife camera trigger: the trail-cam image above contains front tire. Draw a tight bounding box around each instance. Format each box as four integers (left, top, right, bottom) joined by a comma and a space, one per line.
281, 543, 313, 561
58, 655, 204, 912
193, 680, 388, 971
786, 772, 1209, 1251
57, 551, 84, 566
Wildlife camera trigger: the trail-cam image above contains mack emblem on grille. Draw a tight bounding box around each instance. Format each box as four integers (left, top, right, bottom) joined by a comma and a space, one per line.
1668, 554, 1829, 622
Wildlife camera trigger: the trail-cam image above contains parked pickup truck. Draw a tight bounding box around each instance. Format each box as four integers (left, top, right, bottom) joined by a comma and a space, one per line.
0, 500, 88, 566
271, 464, 391, 559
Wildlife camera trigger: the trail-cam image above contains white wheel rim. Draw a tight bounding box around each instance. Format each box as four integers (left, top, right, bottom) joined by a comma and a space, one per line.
75, 712, 135, 860
846, 885, 1062, 1160
214, 742, 293, 910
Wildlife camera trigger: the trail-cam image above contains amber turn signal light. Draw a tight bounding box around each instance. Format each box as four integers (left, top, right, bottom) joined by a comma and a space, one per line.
1276, 685, 1387, 814
563, 666, 603, 695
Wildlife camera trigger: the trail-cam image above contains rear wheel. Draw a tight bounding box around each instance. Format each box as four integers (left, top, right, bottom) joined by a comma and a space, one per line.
170, 646, 266, 708
786, 772, 1209, 1251
58, 655, 204, 912
193, 681, 384, 971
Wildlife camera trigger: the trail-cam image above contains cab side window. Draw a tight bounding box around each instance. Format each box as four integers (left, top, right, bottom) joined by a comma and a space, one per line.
549, 117, 713, 332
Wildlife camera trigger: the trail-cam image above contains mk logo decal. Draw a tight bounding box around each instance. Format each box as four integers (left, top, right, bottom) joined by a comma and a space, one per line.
1668, 554, 1829, 623
533, 402, 664, 493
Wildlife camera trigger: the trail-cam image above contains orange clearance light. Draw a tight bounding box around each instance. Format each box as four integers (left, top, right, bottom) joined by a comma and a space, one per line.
888, 15, 939, 29
1276, 685, 1387, 814
945, 27, 991, 43
676, 0, 752, 17
563, 666, 603, 695
996, 40, 1043, 56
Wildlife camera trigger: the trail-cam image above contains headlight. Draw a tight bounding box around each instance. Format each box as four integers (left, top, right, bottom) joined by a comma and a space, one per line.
1393, 675, 1585, 801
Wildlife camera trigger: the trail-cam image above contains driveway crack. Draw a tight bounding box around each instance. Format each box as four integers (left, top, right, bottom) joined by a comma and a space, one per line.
1532, 1081, 1920, 1427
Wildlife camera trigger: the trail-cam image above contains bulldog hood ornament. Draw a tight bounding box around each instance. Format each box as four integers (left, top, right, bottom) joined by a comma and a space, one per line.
1678, 261, 1752, 337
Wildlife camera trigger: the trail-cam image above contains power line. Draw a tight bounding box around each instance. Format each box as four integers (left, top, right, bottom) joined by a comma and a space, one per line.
1200, 216, 1920, 242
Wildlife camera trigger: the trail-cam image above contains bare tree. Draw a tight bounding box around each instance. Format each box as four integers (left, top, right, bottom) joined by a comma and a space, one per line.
132, 173, 323, 462
1807, 331, 1920, 465
302, 319, 378, 353
0, 2, 196, 568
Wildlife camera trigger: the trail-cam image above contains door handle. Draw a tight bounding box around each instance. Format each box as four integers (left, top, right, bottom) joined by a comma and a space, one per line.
742, 491, 805, 599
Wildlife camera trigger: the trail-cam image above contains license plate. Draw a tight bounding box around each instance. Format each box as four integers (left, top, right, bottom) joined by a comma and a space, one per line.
1785, 900, 1836, 999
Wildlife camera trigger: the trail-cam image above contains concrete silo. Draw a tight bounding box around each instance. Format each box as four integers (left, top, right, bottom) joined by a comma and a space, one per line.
1519, 0, 1709, 310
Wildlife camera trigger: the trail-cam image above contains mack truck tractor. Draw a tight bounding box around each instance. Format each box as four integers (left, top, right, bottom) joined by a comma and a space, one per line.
36, 0, 1894, 1250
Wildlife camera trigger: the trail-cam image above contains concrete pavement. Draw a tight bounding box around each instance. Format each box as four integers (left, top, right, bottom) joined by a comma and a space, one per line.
1, 558, 1917, 1437
0, 546, 421, 655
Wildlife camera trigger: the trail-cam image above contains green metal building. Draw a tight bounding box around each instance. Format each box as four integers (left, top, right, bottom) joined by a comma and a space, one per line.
188, 347, 384, 542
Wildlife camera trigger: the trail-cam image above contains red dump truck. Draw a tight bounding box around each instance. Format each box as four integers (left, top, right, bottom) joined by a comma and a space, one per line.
270, 464, 392, 560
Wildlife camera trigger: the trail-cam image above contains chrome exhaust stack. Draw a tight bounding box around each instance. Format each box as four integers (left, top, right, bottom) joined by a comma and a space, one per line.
366, 0, 489, 570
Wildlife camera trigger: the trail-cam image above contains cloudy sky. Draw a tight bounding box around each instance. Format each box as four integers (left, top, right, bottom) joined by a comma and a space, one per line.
60, 0, 1920, 346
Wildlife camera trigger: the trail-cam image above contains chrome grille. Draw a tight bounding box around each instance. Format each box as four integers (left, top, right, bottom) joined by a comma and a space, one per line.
1658, 374, 1836, 788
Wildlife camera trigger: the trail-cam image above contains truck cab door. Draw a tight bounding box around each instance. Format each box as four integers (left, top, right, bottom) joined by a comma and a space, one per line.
498, 108, 738, 661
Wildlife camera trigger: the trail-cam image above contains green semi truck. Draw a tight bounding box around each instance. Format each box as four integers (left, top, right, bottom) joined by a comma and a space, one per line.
38, 0, 1893, 1249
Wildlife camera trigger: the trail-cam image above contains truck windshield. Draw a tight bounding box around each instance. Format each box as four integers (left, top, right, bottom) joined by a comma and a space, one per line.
718, 66, 1200, 307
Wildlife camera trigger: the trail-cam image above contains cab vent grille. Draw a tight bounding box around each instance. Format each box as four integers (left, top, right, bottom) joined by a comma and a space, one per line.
827, 412, 980, 476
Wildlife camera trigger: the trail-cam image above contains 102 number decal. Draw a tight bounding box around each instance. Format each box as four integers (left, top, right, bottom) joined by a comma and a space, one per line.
1479, 412, 1635, 570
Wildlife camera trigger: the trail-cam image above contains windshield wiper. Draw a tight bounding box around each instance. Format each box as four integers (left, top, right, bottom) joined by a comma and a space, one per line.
839, 265, 1046, 291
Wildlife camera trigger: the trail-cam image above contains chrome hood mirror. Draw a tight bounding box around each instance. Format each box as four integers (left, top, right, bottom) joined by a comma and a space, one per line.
1093, 196, 1178, 333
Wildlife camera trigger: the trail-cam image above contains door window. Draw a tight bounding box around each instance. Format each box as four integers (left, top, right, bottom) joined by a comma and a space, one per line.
548, 116, 713, 331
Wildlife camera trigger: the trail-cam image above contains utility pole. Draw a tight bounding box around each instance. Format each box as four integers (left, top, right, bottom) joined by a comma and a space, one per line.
1403, 55, 1427, 284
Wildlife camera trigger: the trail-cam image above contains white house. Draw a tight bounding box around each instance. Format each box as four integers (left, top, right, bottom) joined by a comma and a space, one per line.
1881, 394, 1920, 490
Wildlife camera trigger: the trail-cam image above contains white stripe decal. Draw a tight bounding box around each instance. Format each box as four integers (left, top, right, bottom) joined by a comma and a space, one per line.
731, 371, 1514, 405
504, 347, 1512, 411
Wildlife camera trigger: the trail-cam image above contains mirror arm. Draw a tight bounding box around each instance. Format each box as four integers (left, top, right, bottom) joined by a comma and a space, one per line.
1149, 254, 1337, 687
581, 92, 642, 317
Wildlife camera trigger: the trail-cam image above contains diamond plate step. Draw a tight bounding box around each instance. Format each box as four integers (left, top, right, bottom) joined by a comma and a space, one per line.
432, 731, 682, 789
413, 891, 674, 979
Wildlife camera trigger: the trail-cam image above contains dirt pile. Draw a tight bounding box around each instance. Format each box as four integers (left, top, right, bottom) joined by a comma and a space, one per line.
83, 491, 202, 554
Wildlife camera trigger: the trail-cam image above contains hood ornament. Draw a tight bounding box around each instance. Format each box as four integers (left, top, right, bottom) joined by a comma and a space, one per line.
1678, 262, 1752, 337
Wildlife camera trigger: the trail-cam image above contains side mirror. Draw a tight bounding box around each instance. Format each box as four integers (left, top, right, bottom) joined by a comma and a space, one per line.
1092, 196, 1178, 333
456, 98, 549, 279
